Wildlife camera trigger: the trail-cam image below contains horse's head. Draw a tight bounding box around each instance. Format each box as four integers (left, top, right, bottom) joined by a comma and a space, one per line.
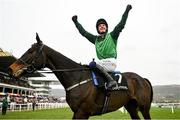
9, 33, 46, 78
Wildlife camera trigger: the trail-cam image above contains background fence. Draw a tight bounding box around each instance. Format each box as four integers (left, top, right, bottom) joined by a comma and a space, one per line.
0, 102, 69, 111
1, 102, 180, 113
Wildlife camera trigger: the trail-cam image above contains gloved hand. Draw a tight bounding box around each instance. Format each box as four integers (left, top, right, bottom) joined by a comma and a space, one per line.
126, 4, 132, 11
72, 15, 78, 23
89, 58, 96, 68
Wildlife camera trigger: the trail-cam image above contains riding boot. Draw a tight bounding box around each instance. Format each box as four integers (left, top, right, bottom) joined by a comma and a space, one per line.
96, 64, 119, 90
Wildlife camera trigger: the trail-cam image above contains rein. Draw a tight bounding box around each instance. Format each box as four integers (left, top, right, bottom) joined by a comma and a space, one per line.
18, 43, 90, 73
17, 42, 92, 91
39, 68, 90, 73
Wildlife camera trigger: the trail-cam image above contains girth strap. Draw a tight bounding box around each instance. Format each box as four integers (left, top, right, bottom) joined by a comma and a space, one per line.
66, 78, 92, 91
101, 91, 111, 114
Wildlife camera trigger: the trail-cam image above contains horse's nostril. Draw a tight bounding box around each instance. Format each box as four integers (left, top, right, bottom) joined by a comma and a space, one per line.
26, 66, 35, 73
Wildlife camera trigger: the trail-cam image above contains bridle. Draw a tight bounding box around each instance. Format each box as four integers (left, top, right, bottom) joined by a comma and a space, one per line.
17, 43, 90, 73
15, 43, 92, 91
18, 43, 46, 73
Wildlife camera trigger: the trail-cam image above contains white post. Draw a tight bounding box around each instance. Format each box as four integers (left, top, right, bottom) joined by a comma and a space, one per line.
119, 107, 127, 114
171, 105, 174, 114
45, 103, 46, 109
27, 103, 29, 110
10, 102, 15, 111
40, 103, 42, 109
19, 104, 21, 111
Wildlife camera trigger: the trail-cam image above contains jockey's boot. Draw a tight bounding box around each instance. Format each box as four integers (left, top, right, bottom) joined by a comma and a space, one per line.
96, 64, 119, 90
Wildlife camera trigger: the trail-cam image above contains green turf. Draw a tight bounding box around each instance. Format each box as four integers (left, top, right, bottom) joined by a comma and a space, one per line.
0, 107, 180, 119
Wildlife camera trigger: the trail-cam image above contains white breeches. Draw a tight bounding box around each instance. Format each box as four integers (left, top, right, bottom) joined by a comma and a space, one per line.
96, 58, 117, 72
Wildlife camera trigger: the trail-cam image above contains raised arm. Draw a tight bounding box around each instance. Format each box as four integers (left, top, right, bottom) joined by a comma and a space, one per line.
110, 5, 132, 40
72, 15, 96, 44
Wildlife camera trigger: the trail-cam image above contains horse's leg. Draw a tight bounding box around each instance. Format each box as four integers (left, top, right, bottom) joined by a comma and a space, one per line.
124, 100, 140, 119
72, 109, 90, 120
125, 108, 140, 119
139, 106, 151, 120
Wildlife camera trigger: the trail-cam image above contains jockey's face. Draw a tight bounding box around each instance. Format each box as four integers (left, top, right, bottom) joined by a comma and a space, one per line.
98, 24, 107, 34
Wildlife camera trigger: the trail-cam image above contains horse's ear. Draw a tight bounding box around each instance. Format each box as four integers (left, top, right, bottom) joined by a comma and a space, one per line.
36, 32, 42, 44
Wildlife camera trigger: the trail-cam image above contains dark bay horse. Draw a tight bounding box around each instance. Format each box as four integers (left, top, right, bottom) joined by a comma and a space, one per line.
9, 34, 153, 119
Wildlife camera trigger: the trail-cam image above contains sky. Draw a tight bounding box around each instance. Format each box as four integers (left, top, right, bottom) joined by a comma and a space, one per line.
0, 0, 180, 86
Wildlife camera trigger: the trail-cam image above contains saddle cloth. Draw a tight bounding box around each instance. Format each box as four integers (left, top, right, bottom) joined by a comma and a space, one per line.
91, 71, 128, 90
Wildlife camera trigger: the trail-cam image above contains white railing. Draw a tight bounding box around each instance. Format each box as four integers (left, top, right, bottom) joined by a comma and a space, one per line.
152, 103, 180, 114
0, 102, 69, 111
152, 103, 180, 108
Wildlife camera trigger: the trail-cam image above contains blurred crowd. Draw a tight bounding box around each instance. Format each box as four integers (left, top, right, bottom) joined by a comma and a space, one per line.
0, 95, 66, 104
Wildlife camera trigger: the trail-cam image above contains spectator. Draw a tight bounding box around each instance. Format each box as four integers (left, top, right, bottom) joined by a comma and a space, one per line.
2, 95, 8, 115
32, 99, 36, 111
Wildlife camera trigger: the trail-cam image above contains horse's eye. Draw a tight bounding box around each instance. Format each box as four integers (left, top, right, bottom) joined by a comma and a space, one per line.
28, 48, 34, 53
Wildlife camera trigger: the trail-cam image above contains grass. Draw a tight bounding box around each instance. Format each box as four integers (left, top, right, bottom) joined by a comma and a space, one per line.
0, 107, 180, 119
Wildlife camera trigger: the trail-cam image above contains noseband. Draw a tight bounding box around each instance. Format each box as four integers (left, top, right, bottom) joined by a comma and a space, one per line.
18, 44, 46, 73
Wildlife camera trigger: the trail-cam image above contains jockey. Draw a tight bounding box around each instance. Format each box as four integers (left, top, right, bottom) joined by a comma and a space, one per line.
72, 5, 132, 90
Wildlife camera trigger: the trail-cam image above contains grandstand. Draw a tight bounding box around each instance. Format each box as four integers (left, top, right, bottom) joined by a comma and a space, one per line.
28, 74, 59, 98
0, 48, 55, 103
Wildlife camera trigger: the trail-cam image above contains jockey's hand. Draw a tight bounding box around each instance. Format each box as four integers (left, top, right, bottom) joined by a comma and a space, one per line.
127, 4, 132, 11
72, 15, 78, 22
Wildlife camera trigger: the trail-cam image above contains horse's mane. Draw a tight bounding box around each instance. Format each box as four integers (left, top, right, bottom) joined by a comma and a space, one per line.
44, 44, 83, 68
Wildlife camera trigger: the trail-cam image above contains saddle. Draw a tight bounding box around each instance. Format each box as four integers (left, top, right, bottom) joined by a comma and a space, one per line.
88, 60, 128, 91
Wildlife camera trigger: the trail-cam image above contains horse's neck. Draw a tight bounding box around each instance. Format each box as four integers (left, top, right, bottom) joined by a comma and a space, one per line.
45, 46, 83, 88
45, 46, 80, 69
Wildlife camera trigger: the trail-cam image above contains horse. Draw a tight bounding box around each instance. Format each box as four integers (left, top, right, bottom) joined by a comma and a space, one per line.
9, 34, 153, 119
